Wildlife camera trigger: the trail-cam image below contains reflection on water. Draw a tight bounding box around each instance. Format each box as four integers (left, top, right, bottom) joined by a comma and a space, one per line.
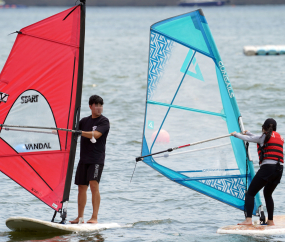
78, 233, 105, 242
6, 231, 67, 242
5, 231, 105, 242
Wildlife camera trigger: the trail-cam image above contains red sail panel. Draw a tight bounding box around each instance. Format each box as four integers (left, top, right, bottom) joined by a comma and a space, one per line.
0, 6, 82, 211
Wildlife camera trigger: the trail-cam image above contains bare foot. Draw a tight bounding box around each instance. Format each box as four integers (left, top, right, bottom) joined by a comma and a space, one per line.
69, 217, 84, 224
267, 220, 275, 226
87, 217, 98, 224
238, 218, 252, 225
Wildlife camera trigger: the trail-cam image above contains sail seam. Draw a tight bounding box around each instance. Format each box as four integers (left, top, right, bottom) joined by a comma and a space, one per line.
147, 100, 226, 118
21, 32, 79, 48
0, 150, 69, 158
20, 156, 54, 191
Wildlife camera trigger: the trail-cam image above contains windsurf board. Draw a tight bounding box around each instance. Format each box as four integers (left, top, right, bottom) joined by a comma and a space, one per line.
6, 217, 121, 233
217, 215, 285, 235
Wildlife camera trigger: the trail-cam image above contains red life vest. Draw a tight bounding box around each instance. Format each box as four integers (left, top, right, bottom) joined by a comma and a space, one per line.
257, 131, 284, 164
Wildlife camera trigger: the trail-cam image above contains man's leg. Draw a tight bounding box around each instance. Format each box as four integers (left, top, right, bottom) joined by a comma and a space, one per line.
87, 180, 100, 223
70, 185, 88, 223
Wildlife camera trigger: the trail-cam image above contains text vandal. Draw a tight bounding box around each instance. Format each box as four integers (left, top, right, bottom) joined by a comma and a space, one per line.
25, 143, 51, 150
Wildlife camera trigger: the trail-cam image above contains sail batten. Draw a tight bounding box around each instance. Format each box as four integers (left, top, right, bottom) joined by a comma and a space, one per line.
140, 9, 262, 215
173, 174, 247, 181
147, 100, 226, 118
0, 150, 69, 158
176, 168, 240, 173
20, 32, 80, 48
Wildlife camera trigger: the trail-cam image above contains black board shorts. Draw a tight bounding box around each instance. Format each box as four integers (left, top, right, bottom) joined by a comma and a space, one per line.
256, 163, 283, 185
75, 163, 104, 186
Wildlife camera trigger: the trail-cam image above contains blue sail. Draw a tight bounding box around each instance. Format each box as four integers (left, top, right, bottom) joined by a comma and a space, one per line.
141, 9, 262, 214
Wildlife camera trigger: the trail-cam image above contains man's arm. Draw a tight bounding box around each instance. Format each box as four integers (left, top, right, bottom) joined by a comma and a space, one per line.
81, 131, 102, 139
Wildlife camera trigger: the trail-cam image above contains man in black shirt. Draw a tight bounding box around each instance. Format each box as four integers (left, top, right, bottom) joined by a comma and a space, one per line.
70, 95, 109, 224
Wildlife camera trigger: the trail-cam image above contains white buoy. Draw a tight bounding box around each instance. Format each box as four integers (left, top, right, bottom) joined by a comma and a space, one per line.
243, 45, 285, 56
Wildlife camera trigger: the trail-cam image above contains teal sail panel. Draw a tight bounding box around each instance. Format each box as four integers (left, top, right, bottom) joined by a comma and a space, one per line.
141, 9, 262, 214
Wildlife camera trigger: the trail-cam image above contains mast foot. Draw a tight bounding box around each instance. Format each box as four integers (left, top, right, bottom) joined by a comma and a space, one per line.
51, 210, 57, 223
260, 211, 266, 225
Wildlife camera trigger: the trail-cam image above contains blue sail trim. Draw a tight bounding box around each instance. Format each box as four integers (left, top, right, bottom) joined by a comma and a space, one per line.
150, 50, 196, 152
151, 29, 214, 59
151, 12, 196, 28
173, 174, 247, 181
177, 169, 239, 173
147, 100, 226, 118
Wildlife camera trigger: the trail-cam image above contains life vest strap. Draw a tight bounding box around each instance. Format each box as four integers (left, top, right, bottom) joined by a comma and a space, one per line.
263, 143, 283, 148
263, 154, 284, 161
258, 143, 283, 151
263, 149, 284, 154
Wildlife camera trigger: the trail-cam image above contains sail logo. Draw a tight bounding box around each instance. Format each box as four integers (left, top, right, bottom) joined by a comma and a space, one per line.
218, 61, 234, 98
52, 203, 58, 209
180, 50, 204, 82
31, 187, 43, 197
147, 121, 154, 129
21, 95, 39, 104
25, 143, 51, 150
0, 92, 9, 103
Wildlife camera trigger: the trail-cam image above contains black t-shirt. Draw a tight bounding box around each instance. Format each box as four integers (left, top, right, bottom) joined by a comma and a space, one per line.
79, 115, 110, 164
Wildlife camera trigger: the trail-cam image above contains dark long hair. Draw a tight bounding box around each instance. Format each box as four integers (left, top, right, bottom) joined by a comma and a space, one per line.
263, 123, 274, 144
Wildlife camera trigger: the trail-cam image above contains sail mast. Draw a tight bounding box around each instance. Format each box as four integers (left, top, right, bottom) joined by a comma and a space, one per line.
60, 0, 86, 223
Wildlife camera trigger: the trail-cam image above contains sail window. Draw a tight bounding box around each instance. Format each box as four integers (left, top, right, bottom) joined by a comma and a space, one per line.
1, 90, 60, 153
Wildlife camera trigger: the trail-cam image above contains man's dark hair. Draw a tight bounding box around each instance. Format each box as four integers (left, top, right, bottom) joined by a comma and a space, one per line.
89, 95, 104, 106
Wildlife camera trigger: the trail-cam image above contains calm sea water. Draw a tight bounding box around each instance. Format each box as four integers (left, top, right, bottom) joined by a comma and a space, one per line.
1, 4, 285, 242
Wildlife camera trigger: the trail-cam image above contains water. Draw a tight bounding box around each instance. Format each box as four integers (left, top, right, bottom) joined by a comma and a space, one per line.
0, 5, 285, 242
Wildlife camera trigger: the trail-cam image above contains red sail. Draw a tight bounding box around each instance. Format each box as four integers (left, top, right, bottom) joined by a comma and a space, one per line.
0, 6, 83, 211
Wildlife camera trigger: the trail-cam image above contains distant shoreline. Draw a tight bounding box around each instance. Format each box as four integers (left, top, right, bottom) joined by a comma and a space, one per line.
3, 0, 285, 7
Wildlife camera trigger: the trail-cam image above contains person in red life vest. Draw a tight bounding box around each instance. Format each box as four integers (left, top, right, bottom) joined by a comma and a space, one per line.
231, 118, 283, 226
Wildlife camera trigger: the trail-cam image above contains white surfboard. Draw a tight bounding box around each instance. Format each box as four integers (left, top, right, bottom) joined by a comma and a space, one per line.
217, 215, 285, 235
6, 217, 121, 233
